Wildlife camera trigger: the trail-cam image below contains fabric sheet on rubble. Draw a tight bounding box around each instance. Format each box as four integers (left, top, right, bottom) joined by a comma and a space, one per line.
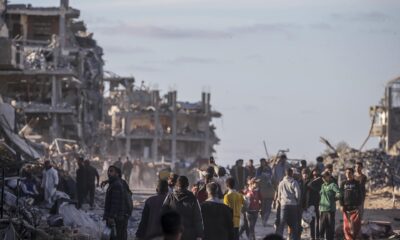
58, 202, 103, 239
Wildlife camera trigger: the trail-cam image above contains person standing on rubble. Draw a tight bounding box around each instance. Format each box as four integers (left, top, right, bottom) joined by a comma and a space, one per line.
104, 166, 129, 240
340, 167, 363, 240
319, 170, 340, 240
41, 160, 59, 208
354, 162, 367, 218
136, 179, 169, 239
162, 175, 204, 240
85, 160, 99, 209
76, 157, 88, 209
230, 159, 248, 191
122, 157, 133, 186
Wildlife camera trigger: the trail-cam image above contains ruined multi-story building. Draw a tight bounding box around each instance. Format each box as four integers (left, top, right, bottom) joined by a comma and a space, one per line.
0, 0, 221, 163
104, 74, 221, 164
369, 77, 400, 155
0, 0, 104, 152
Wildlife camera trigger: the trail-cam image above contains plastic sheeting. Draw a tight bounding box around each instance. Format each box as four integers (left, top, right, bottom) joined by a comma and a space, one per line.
58, 202, 104, 239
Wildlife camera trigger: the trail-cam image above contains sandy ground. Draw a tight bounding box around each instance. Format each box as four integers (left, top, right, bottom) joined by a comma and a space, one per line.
131, 188, 400, 240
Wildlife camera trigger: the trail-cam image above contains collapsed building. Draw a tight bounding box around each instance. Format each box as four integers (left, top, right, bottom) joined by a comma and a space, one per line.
0, 0, 221, 167
104, 73, 221, 164
0, 0, 104, 154
370, 77, 400, 155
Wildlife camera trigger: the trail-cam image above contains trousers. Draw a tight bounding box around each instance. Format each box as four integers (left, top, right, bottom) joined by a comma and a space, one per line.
319, 211, 335, 240
343, 209, 361, 240
276, 205, 299, 240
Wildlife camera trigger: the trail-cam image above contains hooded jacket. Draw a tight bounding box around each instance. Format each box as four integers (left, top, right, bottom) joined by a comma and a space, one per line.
162, 188, 204, 240
277, 176, 300, 206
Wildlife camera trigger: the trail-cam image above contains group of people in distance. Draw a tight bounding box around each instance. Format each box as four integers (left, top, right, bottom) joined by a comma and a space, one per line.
131, 155, 367, 240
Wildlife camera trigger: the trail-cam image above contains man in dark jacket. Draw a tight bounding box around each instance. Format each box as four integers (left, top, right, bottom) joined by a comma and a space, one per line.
230, 159, 248, 191
85, 160, 99, 209
136, 179, 169, 239
104, 166, 129, 240
201, 182, 233, 240
76, 157, 87, 209
340, 168, 363, 240
162, 176, 204, 240
306, 168, 323, 240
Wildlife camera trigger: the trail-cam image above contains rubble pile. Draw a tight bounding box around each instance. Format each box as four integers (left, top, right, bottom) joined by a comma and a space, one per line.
322, 147, 400, 190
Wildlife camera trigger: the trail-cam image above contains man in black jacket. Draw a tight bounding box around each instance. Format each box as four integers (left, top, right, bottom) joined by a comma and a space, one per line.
201, 182, 233, 240
340, 168, 362, 240
307, 168, 323, 240
85, 160, 99, 209
104, 166, 129, 240
136, 179, 169, 239
162, 176, 204, 240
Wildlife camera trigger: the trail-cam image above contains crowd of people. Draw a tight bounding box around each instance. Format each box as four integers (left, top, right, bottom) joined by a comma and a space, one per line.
24, 153, 367, 240
129, 155, 367, 240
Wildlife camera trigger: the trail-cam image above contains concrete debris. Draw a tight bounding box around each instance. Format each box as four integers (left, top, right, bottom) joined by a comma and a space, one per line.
320, 138, 400, 191
336, 221, 399, 239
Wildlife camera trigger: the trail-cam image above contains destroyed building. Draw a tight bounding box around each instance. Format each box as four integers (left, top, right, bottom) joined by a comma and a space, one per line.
370, 77, 400, 155
104, 74, 221, 164
0, 0, 104, 153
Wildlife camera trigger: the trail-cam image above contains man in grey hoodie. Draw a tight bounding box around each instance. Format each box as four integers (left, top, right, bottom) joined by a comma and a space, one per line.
275, 168, 300, 240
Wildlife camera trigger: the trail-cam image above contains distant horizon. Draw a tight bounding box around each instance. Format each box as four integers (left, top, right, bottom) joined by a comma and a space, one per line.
10, 0, 400, 166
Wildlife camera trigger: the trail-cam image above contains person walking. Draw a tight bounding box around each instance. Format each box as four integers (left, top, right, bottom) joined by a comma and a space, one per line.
223, 177, 244, 240
256, 158, 274, 227
340, 168, 363, 240
319, 170, 340, 240
136, 179, 169, 240
123, 157, 133, 185
103, 166, 129, 240
162, 176, 204, 240
243, 178, 262, 240
275, 168, 300, 240
201, 182, 233, 240
272, 154, 289, 229
76, 157, 87, 209
85, 159, 99, 209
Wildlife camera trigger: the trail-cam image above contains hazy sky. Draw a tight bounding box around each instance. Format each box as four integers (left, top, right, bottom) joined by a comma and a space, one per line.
12, 0, 400, 166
